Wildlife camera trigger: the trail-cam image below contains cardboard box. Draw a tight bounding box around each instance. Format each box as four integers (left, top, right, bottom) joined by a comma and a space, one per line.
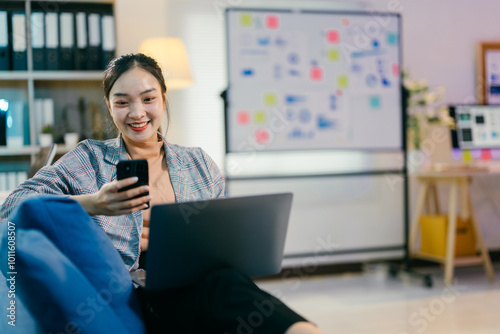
420, 214, 477, 257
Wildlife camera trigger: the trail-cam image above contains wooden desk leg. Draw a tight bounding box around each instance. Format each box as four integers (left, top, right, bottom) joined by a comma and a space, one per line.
459, 178, 470, 221
430, 182, 440, 214
466, 184, 495, 282
409, 180, 429, 255
444, 180, 458, 285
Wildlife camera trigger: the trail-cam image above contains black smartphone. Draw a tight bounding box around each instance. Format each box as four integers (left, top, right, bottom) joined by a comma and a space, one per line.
116, 159, 150, 209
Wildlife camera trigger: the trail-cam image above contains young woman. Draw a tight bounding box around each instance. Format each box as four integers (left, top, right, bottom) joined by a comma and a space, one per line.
0, 53, 324, 334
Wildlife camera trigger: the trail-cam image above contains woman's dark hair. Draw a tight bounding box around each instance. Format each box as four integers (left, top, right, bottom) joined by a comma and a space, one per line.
103, 53, 170, 133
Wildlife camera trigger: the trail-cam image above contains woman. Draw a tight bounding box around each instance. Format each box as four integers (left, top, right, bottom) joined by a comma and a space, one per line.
0, 53, 324, 334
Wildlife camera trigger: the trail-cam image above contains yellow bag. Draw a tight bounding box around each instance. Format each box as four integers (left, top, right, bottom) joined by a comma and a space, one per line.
419, 215, 477, 257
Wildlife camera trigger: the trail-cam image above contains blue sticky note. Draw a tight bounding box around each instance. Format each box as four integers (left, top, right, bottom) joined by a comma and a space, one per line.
370, 96, 381, 109
318, 115, 335, 129
257, 36, 270, 46
387, 32, 398, 45
242, 68, 254, 76
287, 53, 299, 64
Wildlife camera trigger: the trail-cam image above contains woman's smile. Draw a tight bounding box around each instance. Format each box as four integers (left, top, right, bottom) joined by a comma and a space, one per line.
129, 121, 151, 131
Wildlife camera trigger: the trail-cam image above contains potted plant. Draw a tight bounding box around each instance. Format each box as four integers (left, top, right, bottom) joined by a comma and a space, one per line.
39, 124, 53, 147
403, 70, 455, 169
63, 125, 79, 148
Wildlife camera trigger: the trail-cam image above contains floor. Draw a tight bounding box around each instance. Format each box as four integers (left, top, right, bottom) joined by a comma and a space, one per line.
256, 262, 500, 334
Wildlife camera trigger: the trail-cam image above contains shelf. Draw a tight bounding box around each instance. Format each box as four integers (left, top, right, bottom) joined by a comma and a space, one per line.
0, 146, 39, 156
0, 71, 104, 81
411, 252, 484, 266
0, 144, 75, 157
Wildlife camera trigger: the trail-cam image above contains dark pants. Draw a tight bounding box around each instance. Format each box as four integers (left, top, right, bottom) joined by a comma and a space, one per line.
136, 267, 307, 334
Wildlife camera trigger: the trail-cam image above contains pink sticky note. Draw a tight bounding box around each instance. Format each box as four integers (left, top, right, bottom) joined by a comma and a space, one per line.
327, 30, 340, 43
310, 67, 323, 81
237, 111, 250, 125
266, 15, 279, 29
256, 129, 270, 144
481, 149, 492, 160
392, 63, 399, 76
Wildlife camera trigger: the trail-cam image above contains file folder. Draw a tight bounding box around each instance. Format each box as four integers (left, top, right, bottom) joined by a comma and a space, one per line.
86, 13, 101, 70
11, 11, 27, 71
6, 100, 24, 148
59, 12, 74, 70
0, 99, 7, 146
75, 12, 87, 70
101, 14, 115, 69
31, 12, 45, 70
0, 11, 10, 71
45, 12, 59, 70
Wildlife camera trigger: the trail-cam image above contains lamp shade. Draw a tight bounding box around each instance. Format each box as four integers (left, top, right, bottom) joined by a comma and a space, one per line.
139, 37, 194, 90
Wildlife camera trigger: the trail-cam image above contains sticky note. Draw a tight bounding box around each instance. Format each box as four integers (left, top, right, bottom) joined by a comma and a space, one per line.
327, 30, 339, 43
392, 63, 399, 76
255, 129, 270, 144
264, 93, 277, 106
255, 111, 266, 124
370, 96, 381, 109
237, 111, 250, 125
241, 14, 252, 26
451, 149, 462, 161
338, 75, 348, 88
387, 32, 398, 45
492, 149, 500, 160
462, 150, 473, 163
310, 67, 323, 81
266, 15, 279, 29
328, 49, 339, 61
481, 149, 492, 160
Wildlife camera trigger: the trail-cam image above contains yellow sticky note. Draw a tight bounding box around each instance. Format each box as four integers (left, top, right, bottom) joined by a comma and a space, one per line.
241, 14, 252, 26
328, 49, 339, 61
255, 111, 266, 124
338, 75, 348, 88
264, 93, 276, 106
462, 150, 473, 163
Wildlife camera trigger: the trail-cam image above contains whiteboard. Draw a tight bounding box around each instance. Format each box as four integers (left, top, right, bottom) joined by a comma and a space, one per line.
225, 9, 402, 153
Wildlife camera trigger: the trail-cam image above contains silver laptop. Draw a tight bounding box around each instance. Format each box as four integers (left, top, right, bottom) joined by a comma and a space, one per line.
130, 192, 293, 290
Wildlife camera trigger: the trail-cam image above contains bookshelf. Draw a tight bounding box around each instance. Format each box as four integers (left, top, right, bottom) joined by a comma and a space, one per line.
0, 0, 116, 191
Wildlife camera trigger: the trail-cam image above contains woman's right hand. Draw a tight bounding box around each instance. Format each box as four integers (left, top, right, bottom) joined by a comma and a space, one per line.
71, 177, 151, 216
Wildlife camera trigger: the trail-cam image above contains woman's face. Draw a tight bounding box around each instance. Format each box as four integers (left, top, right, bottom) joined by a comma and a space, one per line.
107, 67, 166, 142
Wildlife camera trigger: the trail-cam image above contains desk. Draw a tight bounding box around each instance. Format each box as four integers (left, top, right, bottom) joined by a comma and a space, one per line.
409, 169, 495, 285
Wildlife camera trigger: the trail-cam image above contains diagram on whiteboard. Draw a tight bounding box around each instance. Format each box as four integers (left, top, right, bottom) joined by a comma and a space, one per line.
226, 9, 402, 152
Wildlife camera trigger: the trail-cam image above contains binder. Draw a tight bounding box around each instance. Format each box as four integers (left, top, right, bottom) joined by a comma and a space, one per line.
59, 12, 74, 70
101, 14, 115, 69
31, 12, 45, 70
0, 99, 7, 146
86, 13, 101, 70
45, 12, 59, 71
42, 98, 54, 128
75, 12, 87, 70
34, 98, 44, 144
6, 101, 24, 148
0, 173, 6, 191
0, 11, 10, 71
7, 171, 17, 191
11, 11, 27, 71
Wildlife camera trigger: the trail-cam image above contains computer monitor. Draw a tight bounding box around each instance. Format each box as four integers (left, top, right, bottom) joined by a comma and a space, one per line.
453, 105, 500, 150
